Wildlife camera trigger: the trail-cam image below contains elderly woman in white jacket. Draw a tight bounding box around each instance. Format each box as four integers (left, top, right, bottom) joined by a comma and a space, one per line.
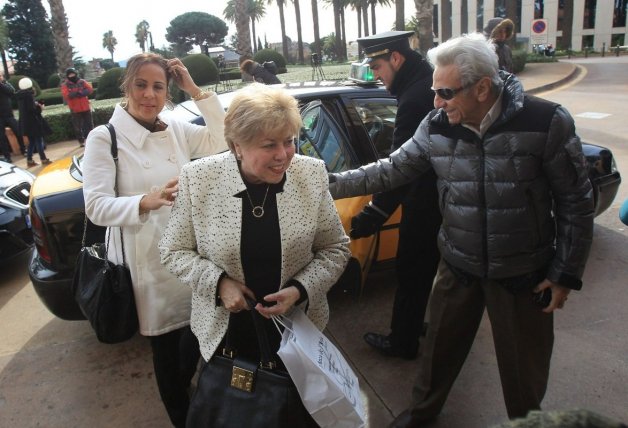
82, 53, 227, 427
159, 84, 351, 426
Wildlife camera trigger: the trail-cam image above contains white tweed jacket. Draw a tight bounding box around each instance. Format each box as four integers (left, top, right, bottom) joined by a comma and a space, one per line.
159, 151, 351, 361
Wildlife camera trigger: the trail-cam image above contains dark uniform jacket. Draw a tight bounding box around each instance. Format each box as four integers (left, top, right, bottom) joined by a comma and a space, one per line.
371, 50, 435, 215
330, 72, 594, 289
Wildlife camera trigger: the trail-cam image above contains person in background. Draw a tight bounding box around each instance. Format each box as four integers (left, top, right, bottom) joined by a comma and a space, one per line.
240, 59, 281, 85
82, 53, 228, 428
61, 67, 94, 147
159, 83, 350, 426
16, 78, 52, 168
484, 17, 515, 73
0, 74, 26, 162
351, 31, 440, 360
328, 33, 594, 426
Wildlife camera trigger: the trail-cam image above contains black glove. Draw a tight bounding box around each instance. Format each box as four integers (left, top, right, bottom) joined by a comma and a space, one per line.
350, 203, 388, 239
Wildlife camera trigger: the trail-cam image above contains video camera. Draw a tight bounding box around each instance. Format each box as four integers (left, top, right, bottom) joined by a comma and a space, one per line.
311, 53, 321, 67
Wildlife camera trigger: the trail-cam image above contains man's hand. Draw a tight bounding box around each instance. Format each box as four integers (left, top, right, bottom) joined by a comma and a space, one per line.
350, 203, 388, 239
534, 279, 571, 314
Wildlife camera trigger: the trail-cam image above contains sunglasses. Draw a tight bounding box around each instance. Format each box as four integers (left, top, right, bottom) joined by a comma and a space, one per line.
431, 84, 471, 100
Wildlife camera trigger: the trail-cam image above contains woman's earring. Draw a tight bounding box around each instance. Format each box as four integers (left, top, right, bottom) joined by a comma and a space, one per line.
236, 152, 242, 160
120, 97, 128, 109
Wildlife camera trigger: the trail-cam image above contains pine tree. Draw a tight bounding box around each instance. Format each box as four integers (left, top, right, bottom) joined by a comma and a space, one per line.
2, 0, 57, 85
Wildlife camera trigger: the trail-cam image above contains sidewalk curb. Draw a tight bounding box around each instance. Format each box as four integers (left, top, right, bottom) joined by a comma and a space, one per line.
526, 64, 584, 95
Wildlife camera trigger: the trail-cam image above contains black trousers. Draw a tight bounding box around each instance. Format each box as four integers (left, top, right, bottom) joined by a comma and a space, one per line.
149, 325, 201, 428
70, 110, 94, 143
389, 171, 442, 353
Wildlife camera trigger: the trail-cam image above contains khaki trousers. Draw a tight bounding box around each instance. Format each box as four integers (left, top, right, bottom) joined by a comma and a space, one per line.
409, 260, 554, 420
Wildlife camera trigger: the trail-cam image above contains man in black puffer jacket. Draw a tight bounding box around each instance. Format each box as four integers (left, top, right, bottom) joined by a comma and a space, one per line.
351, 31, 440, 360
329, 34, 594, 426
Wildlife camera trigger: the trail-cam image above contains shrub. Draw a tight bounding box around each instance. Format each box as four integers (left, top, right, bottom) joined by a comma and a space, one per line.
41, 100, 118, 144
95, 67, 125, 100
47, 73, 61, 89
8, 75, 42, 95
37, 88, 64, 106
253, 49, 287, 72
182, 54, 218, 85
512, 49, 527, 74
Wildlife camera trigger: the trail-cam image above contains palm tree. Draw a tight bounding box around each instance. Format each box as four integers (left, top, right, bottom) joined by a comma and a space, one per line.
371, 0, 391, 33
323, 0, 346, 62
0, 16, 10, 77
268, 0, 289, 60
47, 0, 74, 74
394, 0, 404, 30
311, 0, 322, 58
135, 20, 150, 52
102, 30, 117, 61
293, 0, 305, 64
349, 0, 363, 38
224, 0, 266, 54
414, 0, 433, 56
235, 0, 253, 57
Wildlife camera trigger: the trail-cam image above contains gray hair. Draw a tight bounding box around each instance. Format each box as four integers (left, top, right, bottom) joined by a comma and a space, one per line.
427, 33, 503, 95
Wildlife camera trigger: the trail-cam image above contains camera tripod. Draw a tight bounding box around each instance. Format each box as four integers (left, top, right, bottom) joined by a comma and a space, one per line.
311, 54, 326, 80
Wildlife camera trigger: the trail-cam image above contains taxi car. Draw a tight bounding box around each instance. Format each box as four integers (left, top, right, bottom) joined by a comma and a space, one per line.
28, 70, 622, 320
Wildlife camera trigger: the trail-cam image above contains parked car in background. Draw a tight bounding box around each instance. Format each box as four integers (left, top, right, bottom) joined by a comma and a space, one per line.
1, 160, 35, 263
28, 75, 622, 320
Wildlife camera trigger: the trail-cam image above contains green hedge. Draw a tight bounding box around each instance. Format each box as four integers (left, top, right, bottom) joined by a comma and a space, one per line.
253, 49, 287, 70
512, 49, 527, 74
41, 101, 118, 143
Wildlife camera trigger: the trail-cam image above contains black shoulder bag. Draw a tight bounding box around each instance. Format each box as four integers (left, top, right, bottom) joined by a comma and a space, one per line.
72, 123, 139, 344
186, 298, 316, 428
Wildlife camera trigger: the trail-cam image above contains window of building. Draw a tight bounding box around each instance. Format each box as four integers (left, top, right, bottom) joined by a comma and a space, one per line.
611, 34, 625, 47
433, 4, 439, 37
613, 0, 627, 27
534, 0, 544, 19
582, 35, 594, 49
583, 0, 596, 29
477, 0, 484, 32
461, 0, 468, 34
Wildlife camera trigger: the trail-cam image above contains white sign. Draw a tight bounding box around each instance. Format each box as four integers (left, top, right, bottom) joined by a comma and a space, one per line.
530, 19, 549, 44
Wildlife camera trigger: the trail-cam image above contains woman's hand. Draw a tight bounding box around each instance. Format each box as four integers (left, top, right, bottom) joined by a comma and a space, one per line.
218, 276, 256, 313
139, 176, 179, 214
255, 286, 301, 319
166, 58, 201, 98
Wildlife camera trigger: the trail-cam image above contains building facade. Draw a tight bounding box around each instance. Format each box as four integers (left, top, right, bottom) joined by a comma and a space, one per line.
435, 0, 628, 51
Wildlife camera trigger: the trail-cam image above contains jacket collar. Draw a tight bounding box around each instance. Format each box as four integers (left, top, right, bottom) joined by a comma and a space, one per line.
109, 104, 167, 150
389, 50, 432, 97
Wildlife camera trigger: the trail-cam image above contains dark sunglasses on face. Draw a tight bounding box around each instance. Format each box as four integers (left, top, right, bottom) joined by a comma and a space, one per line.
431, 83, 472, 100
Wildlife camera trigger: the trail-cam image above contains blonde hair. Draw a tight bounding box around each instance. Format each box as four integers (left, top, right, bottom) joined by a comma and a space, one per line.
224, 83, 301, 152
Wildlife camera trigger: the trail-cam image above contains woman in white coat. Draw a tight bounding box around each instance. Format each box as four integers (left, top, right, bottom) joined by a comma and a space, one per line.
82, 53, 227, 427
159, 84, 351, 426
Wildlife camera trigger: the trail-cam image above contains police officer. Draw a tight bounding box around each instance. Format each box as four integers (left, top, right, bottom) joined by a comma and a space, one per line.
352, 31, 441, 359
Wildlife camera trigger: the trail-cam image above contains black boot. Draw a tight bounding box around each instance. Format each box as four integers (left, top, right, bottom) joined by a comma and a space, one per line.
363, 332, 417, 359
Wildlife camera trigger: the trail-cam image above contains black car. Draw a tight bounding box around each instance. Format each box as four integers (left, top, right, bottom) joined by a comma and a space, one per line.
28, 80, 622, 320
0, 160, 34, 263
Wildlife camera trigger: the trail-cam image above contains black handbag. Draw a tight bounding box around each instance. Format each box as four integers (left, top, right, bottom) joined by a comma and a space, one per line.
186, 298, 317, 428
72, 123, 138, 344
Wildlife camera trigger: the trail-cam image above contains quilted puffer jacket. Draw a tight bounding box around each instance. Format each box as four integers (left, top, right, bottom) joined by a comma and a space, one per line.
330, 73, 594, 290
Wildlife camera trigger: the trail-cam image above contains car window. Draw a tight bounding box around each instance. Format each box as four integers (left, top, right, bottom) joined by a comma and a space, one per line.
300, 101, 354, 173
352, 98, 397, 158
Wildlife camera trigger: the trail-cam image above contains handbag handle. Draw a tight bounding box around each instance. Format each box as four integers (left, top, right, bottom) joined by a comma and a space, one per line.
224, 297, 278, 370
80, 123, 127, 266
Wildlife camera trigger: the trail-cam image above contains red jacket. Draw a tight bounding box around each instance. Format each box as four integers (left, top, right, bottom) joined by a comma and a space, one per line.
61, 78, 93, 113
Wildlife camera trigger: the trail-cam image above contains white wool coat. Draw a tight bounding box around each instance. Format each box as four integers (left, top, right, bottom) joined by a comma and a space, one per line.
159, 152, 351, 361
82, 96, 228, 335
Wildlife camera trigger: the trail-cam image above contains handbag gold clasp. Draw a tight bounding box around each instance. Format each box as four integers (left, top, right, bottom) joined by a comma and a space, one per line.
231, 365, 255, 392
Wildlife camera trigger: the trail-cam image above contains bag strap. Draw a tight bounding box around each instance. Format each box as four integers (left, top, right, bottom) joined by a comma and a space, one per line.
79, 123, 127, 266
104, 123, 127, 266
224, 297, 278, 370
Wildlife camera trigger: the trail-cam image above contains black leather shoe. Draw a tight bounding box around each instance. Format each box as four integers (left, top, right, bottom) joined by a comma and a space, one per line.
363, 332, 417, 360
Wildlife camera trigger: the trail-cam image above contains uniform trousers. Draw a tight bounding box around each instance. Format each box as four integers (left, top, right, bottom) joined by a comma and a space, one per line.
409, 260, 554, 420
149, 325, 201, 428
390, 171, 441, 353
